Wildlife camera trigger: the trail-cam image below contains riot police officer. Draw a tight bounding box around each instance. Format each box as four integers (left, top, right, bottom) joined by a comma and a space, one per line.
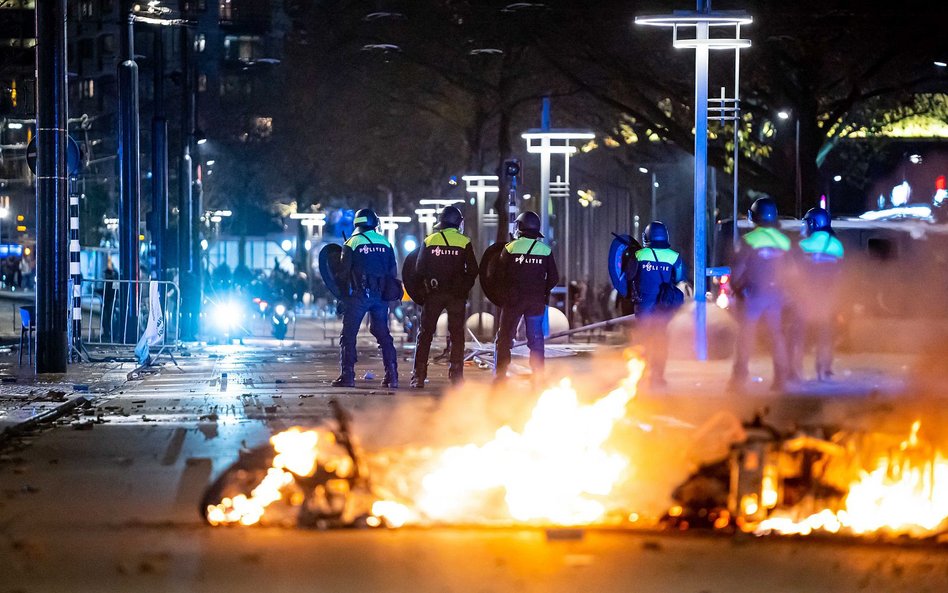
628, 221, 685, 388
787, 207, 845, 381
492, 211, 559, 384
729, 197, 792, 391
410, 206, 479, 388
332, 208, 400, 389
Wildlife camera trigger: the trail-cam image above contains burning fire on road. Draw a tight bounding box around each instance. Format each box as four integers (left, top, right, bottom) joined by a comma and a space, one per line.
204, 354, 649, 528
203, 353, 948, 542
752, 421, 948, 538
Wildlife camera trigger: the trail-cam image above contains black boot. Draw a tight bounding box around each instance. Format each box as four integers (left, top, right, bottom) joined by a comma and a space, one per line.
382, 364, 399, 389
409, 374, 425, 389
332, 371, 355, 388
448, 360, 463, 386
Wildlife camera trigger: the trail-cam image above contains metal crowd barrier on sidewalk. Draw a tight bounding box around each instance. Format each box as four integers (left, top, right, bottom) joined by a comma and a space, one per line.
79, 278, 181, 351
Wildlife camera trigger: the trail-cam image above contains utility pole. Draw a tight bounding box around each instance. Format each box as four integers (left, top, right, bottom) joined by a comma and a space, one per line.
118, 0, 141, 343
34, 0, 69, 373
152, 26, 168, 280
178, 22, 197, 340
637, 1, 751, 361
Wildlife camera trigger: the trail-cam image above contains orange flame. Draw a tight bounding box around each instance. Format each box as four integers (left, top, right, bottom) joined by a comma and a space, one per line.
207, 427, 328, 526
756, 421, 948, 537
378, 357, 646, 526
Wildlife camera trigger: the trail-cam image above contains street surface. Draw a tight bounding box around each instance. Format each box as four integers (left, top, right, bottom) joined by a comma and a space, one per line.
1, 314, 947, 592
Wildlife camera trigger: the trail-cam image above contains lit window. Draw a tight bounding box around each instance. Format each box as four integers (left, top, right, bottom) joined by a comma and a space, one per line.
219, 0, 232, 20
81, 79, 95, 98
195, 33, 206, 53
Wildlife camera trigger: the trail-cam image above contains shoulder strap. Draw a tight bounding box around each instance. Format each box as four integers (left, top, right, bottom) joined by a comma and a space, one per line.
650, 248, 668, 284
363, 232, 374, 245
439, 231, 448, 246
526, 239, 538, 255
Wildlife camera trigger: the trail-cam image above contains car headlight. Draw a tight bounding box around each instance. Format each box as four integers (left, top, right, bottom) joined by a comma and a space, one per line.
213, 301, 241, 328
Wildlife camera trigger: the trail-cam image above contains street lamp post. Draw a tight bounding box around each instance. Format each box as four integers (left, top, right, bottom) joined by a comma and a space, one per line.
636, 1, 751, 361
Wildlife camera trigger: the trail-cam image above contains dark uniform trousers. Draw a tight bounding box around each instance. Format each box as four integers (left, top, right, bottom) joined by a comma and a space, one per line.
786, 305, 835, 379
732, 290, 790, 383
636, 304, 672, 382
340, 294, 396, 375
413, 291, 466, 381
495, 301, 545, 379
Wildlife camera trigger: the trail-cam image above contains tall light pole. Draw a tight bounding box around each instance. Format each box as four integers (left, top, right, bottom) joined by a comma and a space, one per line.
636, 2, 751, 361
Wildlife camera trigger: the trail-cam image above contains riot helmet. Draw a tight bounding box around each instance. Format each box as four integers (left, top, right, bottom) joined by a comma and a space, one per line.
515, 211, 543, 239
353, 208, 379, 231
803, 207, 831, 236
434, 205, 463, 230
642, 221, 670, 248
749, 197, 779, 227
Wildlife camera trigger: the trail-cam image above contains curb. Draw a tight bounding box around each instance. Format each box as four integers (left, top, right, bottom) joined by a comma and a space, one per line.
0, 395, 91, 446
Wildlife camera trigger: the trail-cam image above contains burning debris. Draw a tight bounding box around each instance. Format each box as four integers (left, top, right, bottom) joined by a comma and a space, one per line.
669, 416, 948, 540
204, 354, 947, 541
204, 355, 648, 529
203, 400, 404, 528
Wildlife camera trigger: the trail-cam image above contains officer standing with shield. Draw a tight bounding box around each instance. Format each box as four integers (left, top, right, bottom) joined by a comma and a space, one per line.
407, 206, 478, 388
628, 221, 685, 388
490, 211, 559, 386
331, 208, 401, 389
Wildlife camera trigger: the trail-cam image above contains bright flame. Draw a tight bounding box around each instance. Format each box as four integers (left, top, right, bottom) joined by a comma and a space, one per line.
398, 357, 645, 525
206, 427, 325, 526
756, 421, 948, 537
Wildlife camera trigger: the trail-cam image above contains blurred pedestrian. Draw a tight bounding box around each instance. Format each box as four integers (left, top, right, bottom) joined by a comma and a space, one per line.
409, 206, 478, 388
786, 207, 845, 381
18, 255, 31, 289
627, 221, 685, 388
728, 197, 792, 391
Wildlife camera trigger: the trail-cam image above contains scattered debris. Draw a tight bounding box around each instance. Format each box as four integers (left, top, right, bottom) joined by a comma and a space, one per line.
199, 413, 219, 422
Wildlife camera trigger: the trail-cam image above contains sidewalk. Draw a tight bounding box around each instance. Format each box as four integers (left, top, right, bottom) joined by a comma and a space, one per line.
0, 354, 130, 439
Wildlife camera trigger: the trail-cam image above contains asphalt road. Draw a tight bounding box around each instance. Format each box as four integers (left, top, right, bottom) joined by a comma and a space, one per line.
1, 335, 946, 592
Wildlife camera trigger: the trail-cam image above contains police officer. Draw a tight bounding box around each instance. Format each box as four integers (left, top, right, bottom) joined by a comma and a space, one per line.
628, 221, 685, 388
729, 197, 792, 391
332, 208, 400, 389
411, 206, 479, 388
493, 211, 559, 384
787, 207, 845, 381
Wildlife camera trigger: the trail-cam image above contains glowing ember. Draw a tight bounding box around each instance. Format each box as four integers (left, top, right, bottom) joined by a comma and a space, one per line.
756, 421, 948, 537
387, 356, 646, 526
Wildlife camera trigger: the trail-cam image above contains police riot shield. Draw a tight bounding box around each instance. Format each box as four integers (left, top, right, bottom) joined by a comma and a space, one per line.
401, 247, 426, 305
318, 243, 348, 299
608, 233, 641, 297
478, 241, 507, 307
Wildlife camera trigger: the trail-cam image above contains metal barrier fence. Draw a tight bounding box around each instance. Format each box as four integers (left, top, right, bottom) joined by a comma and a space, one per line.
79, 278, 180, 348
